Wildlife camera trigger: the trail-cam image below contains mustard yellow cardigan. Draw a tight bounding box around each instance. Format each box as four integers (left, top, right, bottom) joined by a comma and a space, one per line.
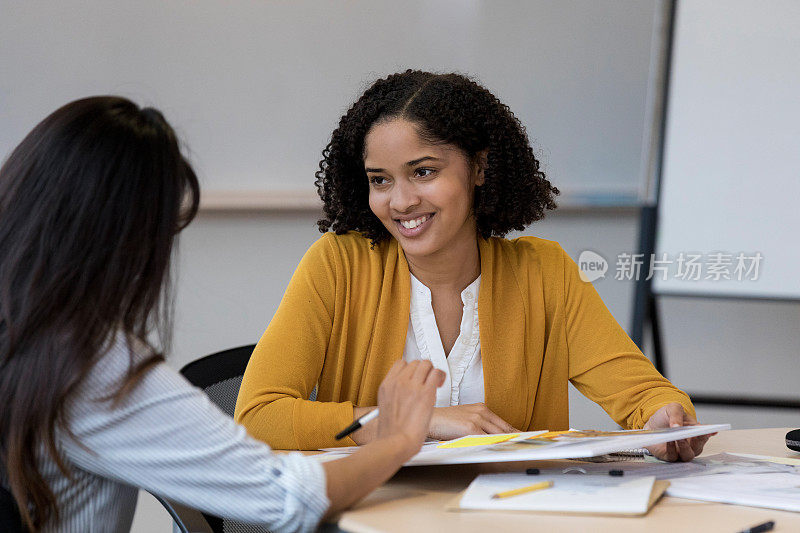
234, 232, 694, 450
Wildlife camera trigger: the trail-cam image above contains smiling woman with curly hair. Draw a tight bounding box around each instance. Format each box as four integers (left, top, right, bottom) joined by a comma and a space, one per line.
315, 70, 558, 243
236, 70, 710, 462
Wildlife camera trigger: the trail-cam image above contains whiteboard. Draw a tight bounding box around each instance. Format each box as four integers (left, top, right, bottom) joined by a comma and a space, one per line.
653, 0, 800, 299
0, 0, 656, 200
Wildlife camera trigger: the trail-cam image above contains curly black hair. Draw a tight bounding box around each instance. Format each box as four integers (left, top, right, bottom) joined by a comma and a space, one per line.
315, 70, 559, 244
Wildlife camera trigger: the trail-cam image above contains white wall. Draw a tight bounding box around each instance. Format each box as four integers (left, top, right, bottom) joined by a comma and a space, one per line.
0, 0, 657, 198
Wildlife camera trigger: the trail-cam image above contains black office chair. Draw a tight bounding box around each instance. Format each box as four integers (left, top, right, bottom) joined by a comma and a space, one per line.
181, 344, 258, 418
0, 486, 24, 533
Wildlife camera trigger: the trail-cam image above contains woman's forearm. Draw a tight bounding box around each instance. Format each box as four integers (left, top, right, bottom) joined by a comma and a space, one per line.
237, 396, 358, 449
321, 435, 413, 518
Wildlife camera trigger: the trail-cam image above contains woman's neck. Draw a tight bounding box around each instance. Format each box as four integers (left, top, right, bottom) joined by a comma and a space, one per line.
405, 234, 481, 292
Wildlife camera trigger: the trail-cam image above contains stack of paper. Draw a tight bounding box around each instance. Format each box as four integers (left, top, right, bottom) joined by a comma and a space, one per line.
317, 424, 729, 466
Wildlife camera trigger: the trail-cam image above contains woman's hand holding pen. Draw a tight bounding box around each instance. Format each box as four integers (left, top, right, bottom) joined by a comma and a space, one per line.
349, 360, 446, 446
322, 360, 445, 517
375, 360, 446, 459
643, 402, 715, 462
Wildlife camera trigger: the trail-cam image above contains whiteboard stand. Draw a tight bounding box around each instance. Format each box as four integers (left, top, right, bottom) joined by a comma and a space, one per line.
631, 205, 666, 377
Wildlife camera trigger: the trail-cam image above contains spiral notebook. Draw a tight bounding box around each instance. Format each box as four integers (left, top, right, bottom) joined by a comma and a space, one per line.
581, 448, 650, 463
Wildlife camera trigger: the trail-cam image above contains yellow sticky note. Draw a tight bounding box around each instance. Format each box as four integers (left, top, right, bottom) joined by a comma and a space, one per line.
437, 433, 520, 449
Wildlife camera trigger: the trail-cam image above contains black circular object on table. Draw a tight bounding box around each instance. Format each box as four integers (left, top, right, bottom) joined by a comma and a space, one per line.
526, 468, 540, 475
787, 429, 800, 452
608, 469, 624, 476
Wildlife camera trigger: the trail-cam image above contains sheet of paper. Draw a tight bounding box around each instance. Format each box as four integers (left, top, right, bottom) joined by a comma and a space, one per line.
729, 453, 800, 467
666, 472, 800, 512
529, 460, 707, 479
459, 472, 657, 515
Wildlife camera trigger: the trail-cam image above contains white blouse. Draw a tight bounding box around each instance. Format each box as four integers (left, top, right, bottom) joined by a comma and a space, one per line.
403, 274, 485, 407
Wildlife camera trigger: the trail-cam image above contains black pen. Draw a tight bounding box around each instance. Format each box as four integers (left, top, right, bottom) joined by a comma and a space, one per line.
738, 520, 775, 533
335, 409, 379, 440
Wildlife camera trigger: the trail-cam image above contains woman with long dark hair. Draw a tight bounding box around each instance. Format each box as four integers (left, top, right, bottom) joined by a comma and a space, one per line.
0, 96, 444, 532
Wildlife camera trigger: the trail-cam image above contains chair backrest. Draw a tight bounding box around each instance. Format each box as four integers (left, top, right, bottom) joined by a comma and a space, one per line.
0, 486, 23, 533
181, 344, 257, 417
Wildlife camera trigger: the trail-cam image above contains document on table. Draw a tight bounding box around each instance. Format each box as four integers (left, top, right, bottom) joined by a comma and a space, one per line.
525, 453, 795, 480
457, 473, 665, 516
663, 453, 800, 512
317, 424, 730, 466
533, 452, 800, 513
667, 472, 800, 512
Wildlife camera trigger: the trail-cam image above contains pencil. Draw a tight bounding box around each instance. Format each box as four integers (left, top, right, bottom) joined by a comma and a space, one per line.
491, 480, 554, 499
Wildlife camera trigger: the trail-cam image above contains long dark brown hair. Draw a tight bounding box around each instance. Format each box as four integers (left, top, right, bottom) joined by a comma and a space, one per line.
0, 96, 200, 530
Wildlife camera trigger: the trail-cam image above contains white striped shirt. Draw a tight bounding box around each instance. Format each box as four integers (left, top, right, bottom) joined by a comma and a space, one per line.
5, 337, 329, 533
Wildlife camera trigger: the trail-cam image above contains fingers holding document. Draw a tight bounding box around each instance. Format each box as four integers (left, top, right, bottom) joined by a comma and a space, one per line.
644, 402, 715, 462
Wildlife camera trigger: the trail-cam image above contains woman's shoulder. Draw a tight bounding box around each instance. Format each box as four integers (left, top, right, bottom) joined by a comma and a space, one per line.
67, 335, 178, 417
303, 231, 395, 266
314, 230, 375, 250
487, 235, 569, 267
82, 336, 161, 389
291, 232, 401, 306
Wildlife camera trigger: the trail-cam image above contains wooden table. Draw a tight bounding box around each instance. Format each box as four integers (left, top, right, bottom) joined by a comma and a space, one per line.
330, 427, 800, 533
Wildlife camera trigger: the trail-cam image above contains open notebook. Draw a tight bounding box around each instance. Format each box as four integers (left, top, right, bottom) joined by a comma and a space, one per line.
452, 473, 668, 516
